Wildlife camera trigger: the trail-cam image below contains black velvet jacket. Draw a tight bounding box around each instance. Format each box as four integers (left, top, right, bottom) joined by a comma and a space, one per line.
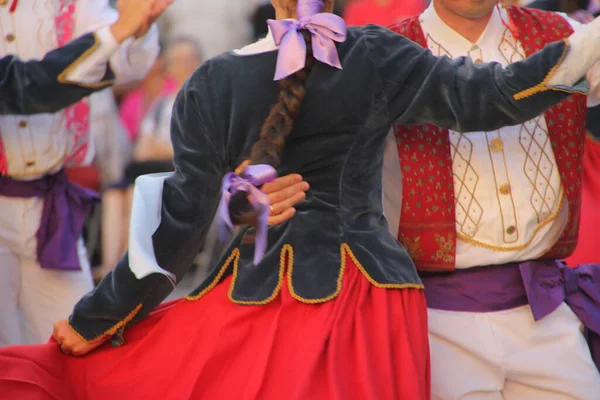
0, 32, 114, 115
70, 25, 580, 343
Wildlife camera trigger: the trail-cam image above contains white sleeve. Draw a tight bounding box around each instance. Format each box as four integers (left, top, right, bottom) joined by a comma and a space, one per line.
74, 0, 160, 84
63, 27, 119, 84
546, 14, 600, 106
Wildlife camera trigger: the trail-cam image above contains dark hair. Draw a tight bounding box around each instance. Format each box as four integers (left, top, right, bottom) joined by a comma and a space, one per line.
228, 30, 315, 226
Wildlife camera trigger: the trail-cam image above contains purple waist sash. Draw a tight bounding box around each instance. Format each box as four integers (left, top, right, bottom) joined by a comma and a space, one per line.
0, 170, 99, 270
420, 260, 600, 372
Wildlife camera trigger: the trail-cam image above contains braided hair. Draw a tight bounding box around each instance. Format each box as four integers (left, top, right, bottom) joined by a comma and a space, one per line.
228, 29, 315, 226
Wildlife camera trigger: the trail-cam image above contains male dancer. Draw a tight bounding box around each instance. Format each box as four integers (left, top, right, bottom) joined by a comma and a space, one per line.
385, 1, 600, 398
0, 0, 166, 346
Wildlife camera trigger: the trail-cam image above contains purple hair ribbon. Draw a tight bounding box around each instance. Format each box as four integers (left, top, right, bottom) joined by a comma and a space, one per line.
267, 5, 347, 80
218, 164, 277, 264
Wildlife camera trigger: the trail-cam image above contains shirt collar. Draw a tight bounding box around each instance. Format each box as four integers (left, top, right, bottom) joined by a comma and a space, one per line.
420, 2, 506, 48
233, 26, 279, 56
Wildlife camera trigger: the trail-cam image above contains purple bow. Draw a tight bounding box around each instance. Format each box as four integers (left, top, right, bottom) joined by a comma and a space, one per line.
520, 261, 600, 372
219, 164, 277, 264
267, 12, 347, 81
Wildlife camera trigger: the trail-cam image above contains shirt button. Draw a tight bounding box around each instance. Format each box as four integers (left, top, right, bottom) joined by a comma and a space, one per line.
499, 183, 511, 195
18, 120, 27, 128
490, 138, 504, 152
5, 33, 15, 43
0, 0, 8, 6
506, 226, 516, 235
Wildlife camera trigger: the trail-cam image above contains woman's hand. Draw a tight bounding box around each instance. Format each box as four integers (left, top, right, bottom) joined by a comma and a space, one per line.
53, 320, 107, 357
235, 161, 310, 226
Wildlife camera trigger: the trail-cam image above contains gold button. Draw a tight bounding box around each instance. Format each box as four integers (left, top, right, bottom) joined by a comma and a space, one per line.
499, 183, 511, 195
5, 33, 15, 43
474, 58, 483, 64
490, 138, 504, 152
506, 226, 516, 235
0, 0, 8, 6
18, 120, 27, 128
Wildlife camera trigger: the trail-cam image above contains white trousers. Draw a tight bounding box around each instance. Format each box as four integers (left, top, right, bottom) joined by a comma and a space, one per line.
429, 303, 600, 400
0, 195, 93, 346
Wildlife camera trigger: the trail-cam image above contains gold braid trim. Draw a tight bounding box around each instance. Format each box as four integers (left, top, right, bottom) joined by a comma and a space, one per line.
228, 246, 287, 306
287, 244, 346, 304
185, 243, 424, 306
57, 32, 116, 89
67, 303, 143, 344
587, 131, 600, 144
344, 243, 424, 290
185, 249, 239, 301
513, 39, 582, 100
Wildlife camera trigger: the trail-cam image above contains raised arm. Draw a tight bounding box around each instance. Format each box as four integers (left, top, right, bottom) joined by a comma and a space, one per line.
0, 0, 171, 116
0, 33, 114, 115
363, 23, 599, 132
63, 72, 227, 353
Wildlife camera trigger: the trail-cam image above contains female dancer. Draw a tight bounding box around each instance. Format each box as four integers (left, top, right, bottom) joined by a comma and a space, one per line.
2, 0, 600, 398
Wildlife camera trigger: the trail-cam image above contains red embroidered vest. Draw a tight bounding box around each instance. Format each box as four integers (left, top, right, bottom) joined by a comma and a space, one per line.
390, 6, 587, 271
0, 0, 90, 176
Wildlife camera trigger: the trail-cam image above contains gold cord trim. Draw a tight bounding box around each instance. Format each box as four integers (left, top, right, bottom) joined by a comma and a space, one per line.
185, 249, 239, 301
513, 39, 572, 100
456, 190, 565, 251
587, 131, 600, 144
186, 243, 424, 305
343, 243, 424, 290
57, 32, 116, 89
68, 303, 143, 344
287, 244, 347, 304
228, 246, 287, 305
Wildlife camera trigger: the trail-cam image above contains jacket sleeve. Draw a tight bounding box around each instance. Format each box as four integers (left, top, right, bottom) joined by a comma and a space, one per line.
0, 33, 114, 115
68, 68, 228, 344
362, 24, 588, 132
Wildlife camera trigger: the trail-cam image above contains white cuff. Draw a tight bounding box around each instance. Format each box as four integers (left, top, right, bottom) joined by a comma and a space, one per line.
547, 16, 600, 88
128, 173, 177, 286
64, 26, 119, 84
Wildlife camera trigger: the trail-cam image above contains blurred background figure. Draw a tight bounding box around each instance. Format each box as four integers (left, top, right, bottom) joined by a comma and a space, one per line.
95, 37, 203, 281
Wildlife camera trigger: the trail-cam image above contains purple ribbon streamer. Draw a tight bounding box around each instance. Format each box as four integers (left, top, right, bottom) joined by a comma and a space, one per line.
218, 164, 277, 264
267, 12, 347, 81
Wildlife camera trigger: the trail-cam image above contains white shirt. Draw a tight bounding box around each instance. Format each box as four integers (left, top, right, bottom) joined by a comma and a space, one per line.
0, 0, 159, 179
382, 4, 600, 268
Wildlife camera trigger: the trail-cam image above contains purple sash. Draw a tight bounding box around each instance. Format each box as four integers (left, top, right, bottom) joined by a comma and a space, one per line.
421, 260, 600, 372
0, 170, 99, 270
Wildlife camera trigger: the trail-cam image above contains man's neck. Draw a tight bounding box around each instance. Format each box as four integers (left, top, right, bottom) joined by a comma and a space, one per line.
432, 1, 494, 43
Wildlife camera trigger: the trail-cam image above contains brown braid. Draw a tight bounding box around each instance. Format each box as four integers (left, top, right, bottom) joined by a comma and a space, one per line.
229, 30, 315, 226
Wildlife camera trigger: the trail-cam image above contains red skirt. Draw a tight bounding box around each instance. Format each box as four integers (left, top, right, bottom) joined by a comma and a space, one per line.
0, 258, 430, 400
566, 135, 600, 266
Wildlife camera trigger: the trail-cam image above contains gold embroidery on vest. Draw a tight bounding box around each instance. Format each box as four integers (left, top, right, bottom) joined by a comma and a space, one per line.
399, 234, 424, 261
432, 234, 454, 263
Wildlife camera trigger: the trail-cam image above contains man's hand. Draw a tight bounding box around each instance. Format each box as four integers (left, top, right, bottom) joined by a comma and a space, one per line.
235, 161, 310, 226
110, 0, 172, 43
